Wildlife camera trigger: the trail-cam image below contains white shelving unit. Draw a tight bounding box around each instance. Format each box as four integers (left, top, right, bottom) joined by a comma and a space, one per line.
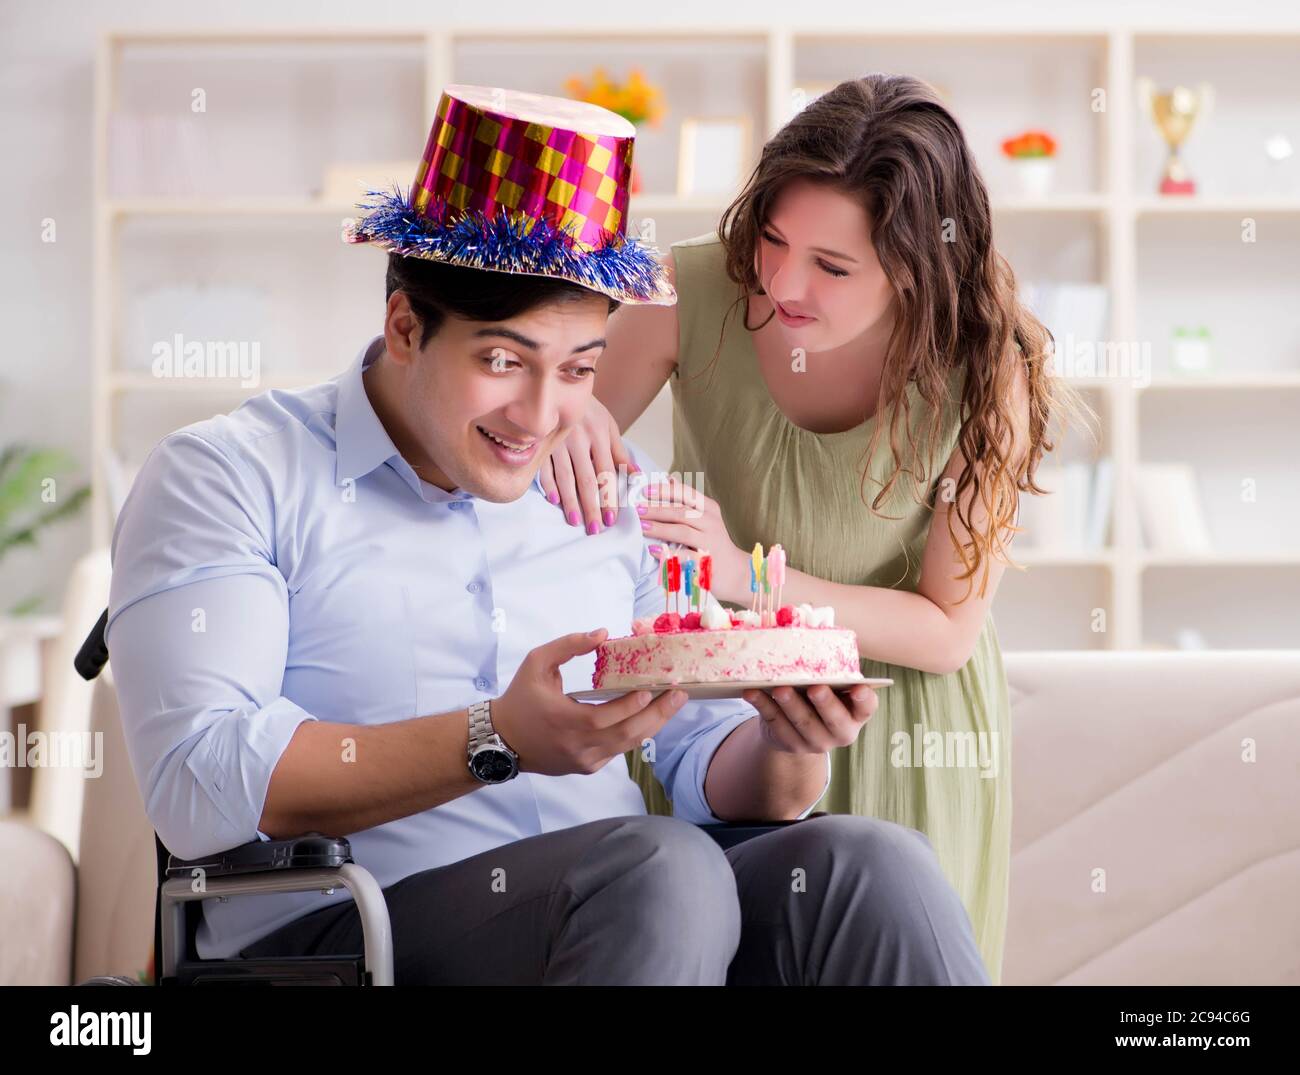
93, 24, 1300, 652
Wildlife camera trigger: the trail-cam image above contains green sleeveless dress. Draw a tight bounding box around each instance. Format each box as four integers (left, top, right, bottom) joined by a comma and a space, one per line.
624, 231, 1013, 983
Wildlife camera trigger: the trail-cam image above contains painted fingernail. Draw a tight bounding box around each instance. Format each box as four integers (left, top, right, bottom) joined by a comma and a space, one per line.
636, 504, 647, 516
547, 491, 560, 504
587, 520, 601, 535
603, 509, 615, 527
567, 511, 580, 526
640, 520, 651, 531
647, 544, 663, 555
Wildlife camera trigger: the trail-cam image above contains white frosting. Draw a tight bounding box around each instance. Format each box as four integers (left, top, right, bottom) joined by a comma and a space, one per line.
699, 603, 732, 629
731, 609, 761, 627
811, 606, 835, 627
795, 603, 835, 627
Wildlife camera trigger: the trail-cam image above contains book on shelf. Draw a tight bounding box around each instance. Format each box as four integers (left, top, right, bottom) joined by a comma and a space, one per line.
1020, 281, 1110, 378
1015, 457, 1112, 554
1085, 457, 1113, 550
1134, 463, 1213, 555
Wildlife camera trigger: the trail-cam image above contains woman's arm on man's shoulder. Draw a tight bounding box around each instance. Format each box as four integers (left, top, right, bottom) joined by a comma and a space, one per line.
595, 251, 680, 432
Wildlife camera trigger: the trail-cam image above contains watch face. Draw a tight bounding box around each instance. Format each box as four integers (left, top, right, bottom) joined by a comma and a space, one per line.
470, 747, 517, 783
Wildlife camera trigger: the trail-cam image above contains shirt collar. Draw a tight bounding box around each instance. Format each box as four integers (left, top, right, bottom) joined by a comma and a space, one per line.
335, 335, 399, 487
333, 335, 458, 503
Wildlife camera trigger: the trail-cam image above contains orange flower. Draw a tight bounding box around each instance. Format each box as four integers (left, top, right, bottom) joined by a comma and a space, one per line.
564, 66, 666, 127
1002, 129, 1057, 158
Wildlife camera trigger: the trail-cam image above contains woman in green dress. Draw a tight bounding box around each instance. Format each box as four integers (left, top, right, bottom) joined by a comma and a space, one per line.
540, 74, 1089, 984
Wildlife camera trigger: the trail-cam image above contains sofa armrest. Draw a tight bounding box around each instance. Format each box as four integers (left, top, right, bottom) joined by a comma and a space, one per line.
0, 819, 76, 985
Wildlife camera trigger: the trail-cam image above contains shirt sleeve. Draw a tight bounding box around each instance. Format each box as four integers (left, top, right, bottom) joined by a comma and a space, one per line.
106, 429, 318, 861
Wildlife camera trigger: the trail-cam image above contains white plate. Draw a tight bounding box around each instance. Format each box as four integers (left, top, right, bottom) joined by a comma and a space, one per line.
568, 676, 893, 703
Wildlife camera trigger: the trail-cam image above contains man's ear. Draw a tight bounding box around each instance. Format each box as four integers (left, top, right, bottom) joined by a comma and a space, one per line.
384, 292, 424, 367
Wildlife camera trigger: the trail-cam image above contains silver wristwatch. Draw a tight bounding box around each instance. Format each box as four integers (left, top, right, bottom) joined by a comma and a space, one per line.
467, 699, 519, 784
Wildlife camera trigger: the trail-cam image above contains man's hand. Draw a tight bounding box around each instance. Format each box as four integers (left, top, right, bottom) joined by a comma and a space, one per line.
740, 684, 878, 754
492, 628, 688, 776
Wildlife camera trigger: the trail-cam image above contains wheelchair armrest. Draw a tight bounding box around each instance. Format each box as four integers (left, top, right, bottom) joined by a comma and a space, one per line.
165, 833, 353, 880
156, 837, 393, 986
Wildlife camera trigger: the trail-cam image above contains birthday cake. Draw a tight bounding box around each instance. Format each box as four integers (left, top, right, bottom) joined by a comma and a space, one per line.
592, 543, 863, 690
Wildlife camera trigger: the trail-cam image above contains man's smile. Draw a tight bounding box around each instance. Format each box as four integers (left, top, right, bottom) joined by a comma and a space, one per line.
476, 424, 542, 465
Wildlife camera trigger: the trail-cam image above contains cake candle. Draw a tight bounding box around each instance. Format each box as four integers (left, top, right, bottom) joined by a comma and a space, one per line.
769, 544, 787, 619
659, 546, 670, 614
750, 543, 763, 615
760, 553, 771, 626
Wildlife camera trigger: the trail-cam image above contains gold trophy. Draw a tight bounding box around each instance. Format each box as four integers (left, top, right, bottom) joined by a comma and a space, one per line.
1137, 79, 1213, 195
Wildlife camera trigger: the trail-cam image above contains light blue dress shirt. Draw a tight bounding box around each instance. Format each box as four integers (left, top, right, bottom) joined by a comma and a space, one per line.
107, 334, 830, 960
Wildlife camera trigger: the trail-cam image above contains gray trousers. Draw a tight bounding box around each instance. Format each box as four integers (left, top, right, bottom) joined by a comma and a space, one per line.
239, 814, 990, 985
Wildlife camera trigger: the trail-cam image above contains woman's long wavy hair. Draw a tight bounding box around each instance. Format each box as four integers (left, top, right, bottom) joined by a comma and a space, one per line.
704, 73, 1096, 602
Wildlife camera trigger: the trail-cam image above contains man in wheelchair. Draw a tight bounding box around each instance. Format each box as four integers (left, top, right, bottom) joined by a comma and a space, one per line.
101, 88, 989, 986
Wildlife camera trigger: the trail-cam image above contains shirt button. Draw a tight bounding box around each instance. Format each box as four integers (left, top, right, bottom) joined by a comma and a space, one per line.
466, 580, 482, 594
449, 501, 464, 511
474, 677, 489, 691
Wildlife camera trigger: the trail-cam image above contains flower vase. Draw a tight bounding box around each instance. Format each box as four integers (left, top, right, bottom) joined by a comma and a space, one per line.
1012, 157, 1055, 198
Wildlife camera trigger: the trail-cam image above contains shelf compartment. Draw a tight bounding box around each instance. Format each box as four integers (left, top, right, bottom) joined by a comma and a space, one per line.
1142, 564, 1300, 649
1136, 214, 1300, 379
108, 38, 426, 200
792, 32, 1108, 199
991, 564, 1114, 651
1137, 389, 1300, 558
1131, 35, 1300, 201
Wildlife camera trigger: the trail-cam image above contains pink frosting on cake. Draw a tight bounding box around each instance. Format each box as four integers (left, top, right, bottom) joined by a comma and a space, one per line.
593, 624, 861, 689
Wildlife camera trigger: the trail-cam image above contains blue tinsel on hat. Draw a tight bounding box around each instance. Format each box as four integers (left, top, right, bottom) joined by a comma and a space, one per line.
348, 184, 671, 304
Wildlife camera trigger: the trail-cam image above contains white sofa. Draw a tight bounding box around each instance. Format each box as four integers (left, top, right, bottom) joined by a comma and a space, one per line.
1002, 649, 1299, 985
3, 593, 1297, 984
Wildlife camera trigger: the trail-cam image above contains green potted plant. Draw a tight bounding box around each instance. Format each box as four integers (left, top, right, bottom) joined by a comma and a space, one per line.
0, 444, 91, 615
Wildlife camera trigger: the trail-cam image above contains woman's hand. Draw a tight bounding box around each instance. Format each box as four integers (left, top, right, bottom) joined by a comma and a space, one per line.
741, 684, 878, 754
539, 395, 636, 534
638, 475, 749, 603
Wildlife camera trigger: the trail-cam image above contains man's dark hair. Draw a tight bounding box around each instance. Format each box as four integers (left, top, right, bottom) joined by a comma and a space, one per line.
385, 253, 621, 349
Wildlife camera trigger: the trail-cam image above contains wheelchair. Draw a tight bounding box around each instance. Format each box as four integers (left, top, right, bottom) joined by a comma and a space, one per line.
72, 607, 807, 986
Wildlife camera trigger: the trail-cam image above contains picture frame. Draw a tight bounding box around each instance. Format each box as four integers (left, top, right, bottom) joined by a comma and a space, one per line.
676, 116, 754, 199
